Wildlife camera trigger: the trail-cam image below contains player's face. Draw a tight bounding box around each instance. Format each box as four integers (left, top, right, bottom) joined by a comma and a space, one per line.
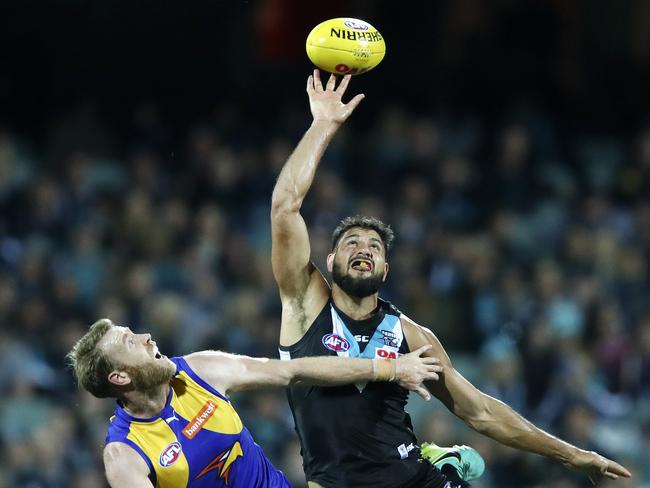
327, 227, 389, 298
100, 325, 175, 391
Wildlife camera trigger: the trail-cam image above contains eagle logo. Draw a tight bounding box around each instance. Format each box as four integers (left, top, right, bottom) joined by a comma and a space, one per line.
194, 442, 243, 485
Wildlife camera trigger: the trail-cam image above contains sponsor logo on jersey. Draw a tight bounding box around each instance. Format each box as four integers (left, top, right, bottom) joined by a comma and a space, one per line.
183, 399, 218, 439
375, 346, 398, 359
160, 441, 182, 467
354, 334, 370, 343
165, 413, 179, 423
381, 330, 400, 348
322, 333, 351, 352
397, 442, 416, 460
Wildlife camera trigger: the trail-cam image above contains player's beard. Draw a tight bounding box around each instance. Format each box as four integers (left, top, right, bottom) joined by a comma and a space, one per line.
125, 361, 176, 391
332, 259, 384, 298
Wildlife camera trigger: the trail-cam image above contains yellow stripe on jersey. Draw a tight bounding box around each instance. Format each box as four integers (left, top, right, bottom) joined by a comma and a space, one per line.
170, 371, 243, 435
126, 419, 190, 488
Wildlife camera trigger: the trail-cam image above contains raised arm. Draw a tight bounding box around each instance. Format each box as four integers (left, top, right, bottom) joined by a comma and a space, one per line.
104, 442, 154, 488
271, 70, 364, 346
185, 346, 441, 400
402, 319, 632, 485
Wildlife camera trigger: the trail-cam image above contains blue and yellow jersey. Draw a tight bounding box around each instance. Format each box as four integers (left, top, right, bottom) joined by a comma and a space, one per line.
105, 357, 291, 488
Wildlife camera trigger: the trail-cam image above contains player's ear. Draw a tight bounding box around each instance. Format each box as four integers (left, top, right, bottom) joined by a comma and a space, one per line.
108, 370, 132, 387
382, 262, 389, 281
326, 253, 335, 272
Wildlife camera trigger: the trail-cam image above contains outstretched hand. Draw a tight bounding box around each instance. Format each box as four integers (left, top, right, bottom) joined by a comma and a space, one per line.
394, 345, 443, 400
564, 449, 632, 485
307, 69, 365, 124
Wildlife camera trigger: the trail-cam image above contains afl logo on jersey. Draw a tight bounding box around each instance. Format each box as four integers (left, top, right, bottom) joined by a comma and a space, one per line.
160, 441, 182, 467
322, 333, 351, 352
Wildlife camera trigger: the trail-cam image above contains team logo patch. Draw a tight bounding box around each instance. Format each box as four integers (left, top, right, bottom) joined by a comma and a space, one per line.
322, 333, 351, 352
195, 441, 243, 485
381, 330, 400, 348
160, 441, 182, 467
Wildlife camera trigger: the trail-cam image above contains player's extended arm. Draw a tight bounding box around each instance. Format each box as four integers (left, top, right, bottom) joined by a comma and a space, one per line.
185, 345, 441, 399
104, 442, 154, 488
403, 320, 632, 485
271, 70, 365, 345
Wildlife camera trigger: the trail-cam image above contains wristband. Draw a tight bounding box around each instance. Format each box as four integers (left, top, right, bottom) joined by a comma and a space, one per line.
372, 358, 396, 382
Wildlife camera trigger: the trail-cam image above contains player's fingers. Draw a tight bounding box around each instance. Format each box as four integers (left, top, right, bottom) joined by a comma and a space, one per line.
603, 472, 619, 480
607, 462, 632, 477
423, 372, 440, 381
326, 73, 337, 91
345, 93, 365, 112
413, 385, 431, 401
411, 344, 432, 357
307, 75, 314, 94
421, 357, 441, 365
422, 361, 442, 370
313, 69, 324, 91
335, 74, 352, 94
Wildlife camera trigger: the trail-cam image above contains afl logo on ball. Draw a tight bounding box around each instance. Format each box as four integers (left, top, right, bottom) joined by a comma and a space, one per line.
322, 333, 351, 352
344, 19, 369, 31
160, 441, 182, 467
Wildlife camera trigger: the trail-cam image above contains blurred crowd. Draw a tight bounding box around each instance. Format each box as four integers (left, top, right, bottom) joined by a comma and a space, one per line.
0, 92, 649, 488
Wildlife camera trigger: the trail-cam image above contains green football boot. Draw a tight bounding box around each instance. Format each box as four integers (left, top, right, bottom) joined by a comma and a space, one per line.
421, 442, 486, 481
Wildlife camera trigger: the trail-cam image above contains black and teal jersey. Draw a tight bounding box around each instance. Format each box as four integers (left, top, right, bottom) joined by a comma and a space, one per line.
279, 298, 436, 488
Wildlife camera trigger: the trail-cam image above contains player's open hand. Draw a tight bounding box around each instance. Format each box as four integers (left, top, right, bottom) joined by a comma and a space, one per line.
306, 69, 365, 124
564, 449, 632, 485
394, 345, 443, 400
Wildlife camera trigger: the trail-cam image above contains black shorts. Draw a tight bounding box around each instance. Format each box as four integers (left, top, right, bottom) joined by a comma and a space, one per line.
407, 462, 470, 488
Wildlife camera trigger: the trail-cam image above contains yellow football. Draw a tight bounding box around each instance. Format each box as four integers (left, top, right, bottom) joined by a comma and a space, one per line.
306, 18, 386, 75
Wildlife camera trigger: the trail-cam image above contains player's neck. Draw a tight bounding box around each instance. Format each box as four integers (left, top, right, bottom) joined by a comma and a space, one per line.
331, 286, 378, 320
121, 383, 169, 418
